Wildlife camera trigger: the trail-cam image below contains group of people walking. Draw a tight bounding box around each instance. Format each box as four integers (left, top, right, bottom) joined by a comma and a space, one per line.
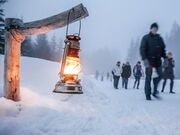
112, 22, 175, 100
112, 61, 143, 90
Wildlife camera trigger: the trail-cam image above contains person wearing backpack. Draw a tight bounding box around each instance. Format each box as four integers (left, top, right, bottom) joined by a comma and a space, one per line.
133, 61, 143, 89
121, 62, 131, 89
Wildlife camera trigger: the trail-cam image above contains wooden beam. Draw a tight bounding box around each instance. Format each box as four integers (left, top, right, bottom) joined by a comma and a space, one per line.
18, 3, 88, 36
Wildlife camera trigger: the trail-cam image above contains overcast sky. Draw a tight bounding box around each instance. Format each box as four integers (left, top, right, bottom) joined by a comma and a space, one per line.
3, 0, 180, 60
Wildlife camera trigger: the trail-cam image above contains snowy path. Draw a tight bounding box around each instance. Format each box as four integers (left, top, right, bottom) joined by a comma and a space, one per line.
81, 78, 180, 135
0, 56, 180, 135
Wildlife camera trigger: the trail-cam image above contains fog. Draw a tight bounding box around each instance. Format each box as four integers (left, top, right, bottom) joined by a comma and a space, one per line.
3, 0, 180, 73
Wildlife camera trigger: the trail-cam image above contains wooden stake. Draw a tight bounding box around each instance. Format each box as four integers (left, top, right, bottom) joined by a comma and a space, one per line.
4, 19, 25, 101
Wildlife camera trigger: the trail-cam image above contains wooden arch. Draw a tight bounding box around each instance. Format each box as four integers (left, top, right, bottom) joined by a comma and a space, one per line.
4, 4, 89, 101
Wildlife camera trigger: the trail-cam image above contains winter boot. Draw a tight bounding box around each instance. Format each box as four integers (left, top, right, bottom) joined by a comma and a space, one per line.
152, 93, 161, 100
146, 95, 151, 100
133, 83, 136, 89
170, 91, 175, 94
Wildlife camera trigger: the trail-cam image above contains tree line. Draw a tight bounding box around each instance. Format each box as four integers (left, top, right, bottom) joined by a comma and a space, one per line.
0, 0, 63, 62
21, 34, 63, 62
1, 31, 63, 62
0, 0, 7, 53
166, 22, 180, 78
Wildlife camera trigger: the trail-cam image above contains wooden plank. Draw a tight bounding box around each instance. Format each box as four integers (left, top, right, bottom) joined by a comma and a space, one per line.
18, 3, 89, 35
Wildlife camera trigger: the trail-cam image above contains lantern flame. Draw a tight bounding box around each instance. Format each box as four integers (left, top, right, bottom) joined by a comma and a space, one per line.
64, 57, 81, 75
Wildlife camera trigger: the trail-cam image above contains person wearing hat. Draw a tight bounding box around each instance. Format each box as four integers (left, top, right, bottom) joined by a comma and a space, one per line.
133, 61, 143, 89
161, 52, 175, 94
112, 61, 121, 89
140, 22, 167, 100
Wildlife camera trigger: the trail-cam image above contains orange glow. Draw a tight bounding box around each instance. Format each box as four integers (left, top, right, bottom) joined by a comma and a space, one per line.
67, 35, 81, 40
64, 57, 81, 75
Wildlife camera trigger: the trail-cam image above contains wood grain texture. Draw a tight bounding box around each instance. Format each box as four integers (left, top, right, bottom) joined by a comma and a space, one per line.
18, 4, 88, 35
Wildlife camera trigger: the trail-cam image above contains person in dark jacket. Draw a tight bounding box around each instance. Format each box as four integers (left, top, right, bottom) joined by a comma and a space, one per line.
121, 63, 126, 88
161, 52, 175, 94
140, 23, 166, 100
121, 62, 131, 89
133, 61, 143, 89
95, 70, 99, 80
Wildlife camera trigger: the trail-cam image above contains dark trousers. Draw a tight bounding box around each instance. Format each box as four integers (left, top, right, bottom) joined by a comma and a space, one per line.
162, 78, 174, 92
113, 75, 120, 89
122, 78, 129, 89
134, 77, 140, 89
145, 67, 162, 96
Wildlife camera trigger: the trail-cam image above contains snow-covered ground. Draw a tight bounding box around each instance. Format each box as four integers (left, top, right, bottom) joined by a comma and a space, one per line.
0, 55, 180, 135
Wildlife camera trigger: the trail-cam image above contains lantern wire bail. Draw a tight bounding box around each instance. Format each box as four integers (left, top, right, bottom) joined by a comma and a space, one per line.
66, 8, 82, 37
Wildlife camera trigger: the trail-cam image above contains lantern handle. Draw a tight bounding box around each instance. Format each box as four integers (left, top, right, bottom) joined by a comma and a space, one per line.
66, 8, 81, 37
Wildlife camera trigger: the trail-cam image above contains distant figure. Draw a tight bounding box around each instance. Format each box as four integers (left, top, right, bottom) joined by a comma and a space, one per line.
121, 62, 131, 89
106, 72, 110, 80
95, 70, 99, 80
161, 52, 175, 94
140, 22, 166, 100
112, 61, 121, 89
133, 61, 143, 89
101, 72, 104, 81
121, 63, 126, 88
110, 74, 113, 82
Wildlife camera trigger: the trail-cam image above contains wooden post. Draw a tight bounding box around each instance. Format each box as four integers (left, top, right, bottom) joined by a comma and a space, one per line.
4, 19, 25, 101
4, 4, 88, 101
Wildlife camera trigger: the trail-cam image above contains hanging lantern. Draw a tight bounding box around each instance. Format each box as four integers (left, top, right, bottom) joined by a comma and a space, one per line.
53, 35, 83, 94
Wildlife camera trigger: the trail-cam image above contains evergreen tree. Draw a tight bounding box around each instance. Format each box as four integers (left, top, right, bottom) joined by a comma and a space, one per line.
35, 34, 51, 60
51, 36, 63, 62
0, 0, 7, 54
126, 38, 141, 65
49, 34, 58, 61
45, 35, 63, 61
21, 36, 33, 56
127, 39, 135, 63
166, 22, 180, 78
